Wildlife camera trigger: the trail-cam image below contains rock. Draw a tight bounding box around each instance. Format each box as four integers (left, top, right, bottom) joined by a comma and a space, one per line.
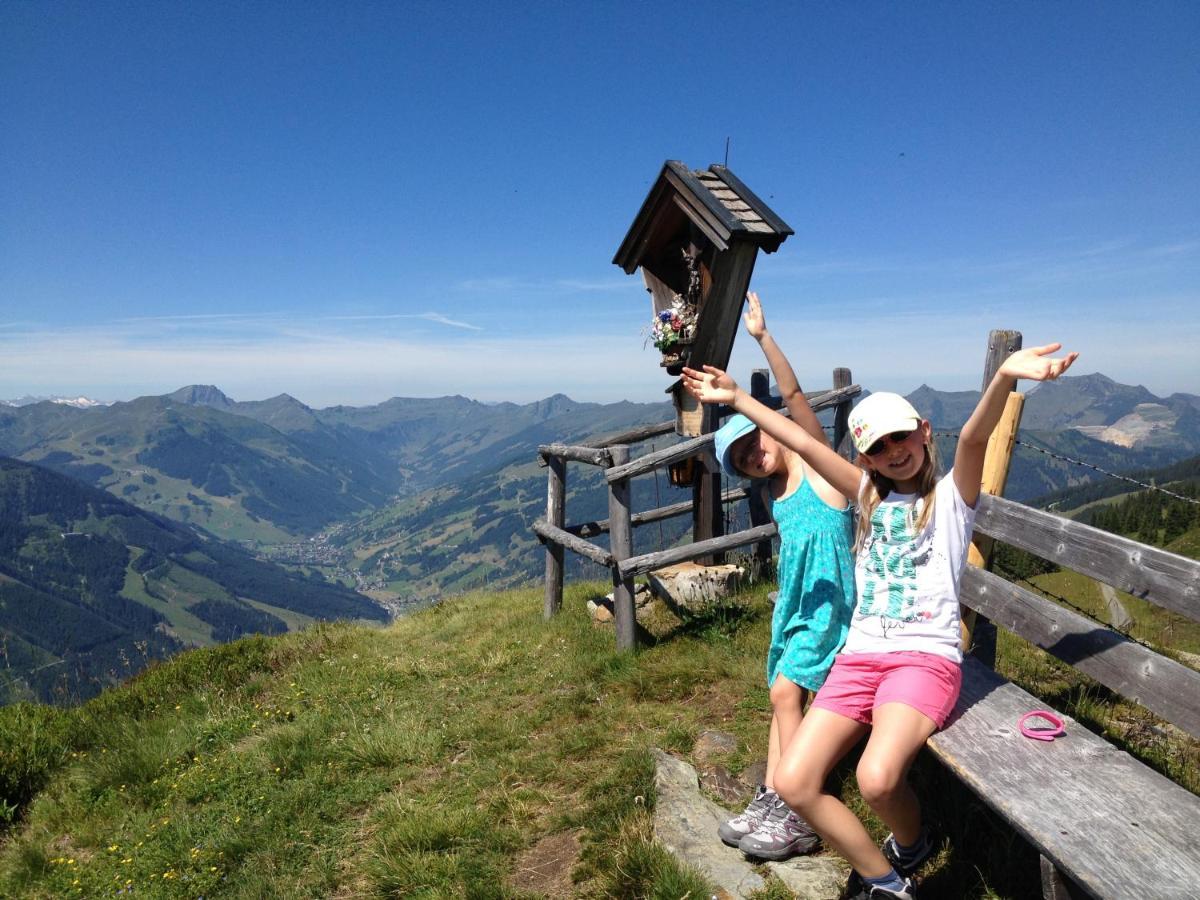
699, 766, 746, 805
693, 729, 739, 763
766, 857, 850, 899
647, 562, 746, 615
652, 749, 851, 900
587, 584, 684, 638
741, 758, 768, 791
651, 749, 766, 899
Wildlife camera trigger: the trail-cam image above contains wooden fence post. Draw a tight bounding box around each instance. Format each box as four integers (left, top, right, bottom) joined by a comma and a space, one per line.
543, 454, 566, 619
747, 369, 774, 577
832, 367, 853, 459
961, 329, 1022, 666
607, 444, 637, 651
692, 405, 723, 565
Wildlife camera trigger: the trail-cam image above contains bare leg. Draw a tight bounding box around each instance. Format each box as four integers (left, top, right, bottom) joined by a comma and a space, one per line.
765, 675, 808, 790
855, 702, 938, 847
772, 707, 884, 875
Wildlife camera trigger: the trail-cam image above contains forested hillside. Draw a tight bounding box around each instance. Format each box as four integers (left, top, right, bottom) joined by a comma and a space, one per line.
0, 458, 385, 705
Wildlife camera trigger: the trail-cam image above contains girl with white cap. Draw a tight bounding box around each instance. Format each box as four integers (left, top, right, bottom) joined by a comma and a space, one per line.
684, 341, 1077, 899
712, 292, 856, 862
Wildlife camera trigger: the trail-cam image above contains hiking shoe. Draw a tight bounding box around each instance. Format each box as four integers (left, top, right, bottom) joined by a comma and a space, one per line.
868, 877, 916, 899
717, 784, 775, 847
882, 829, 934, 876
737, 795, 820, 860
840, 873, 917, 900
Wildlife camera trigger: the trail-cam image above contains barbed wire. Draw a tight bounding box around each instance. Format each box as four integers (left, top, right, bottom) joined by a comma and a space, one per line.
991, 561, 1170, 655
1013, 437, 1200, 506
930, 429, 1200, 507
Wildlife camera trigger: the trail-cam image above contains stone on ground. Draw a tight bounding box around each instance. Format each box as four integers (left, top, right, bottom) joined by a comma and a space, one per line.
647, 562, 746, 614
652, 748, 849, 899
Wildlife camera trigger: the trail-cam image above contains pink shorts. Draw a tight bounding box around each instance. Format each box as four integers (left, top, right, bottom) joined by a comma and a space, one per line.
811, 651, 962, 728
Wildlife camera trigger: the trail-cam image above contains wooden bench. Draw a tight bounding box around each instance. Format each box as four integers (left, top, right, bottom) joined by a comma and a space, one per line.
928, 493, 1200, 899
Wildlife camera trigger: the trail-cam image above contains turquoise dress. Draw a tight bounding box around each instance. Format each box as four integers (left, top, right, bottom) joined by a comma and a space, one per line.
766, 474, 856, 691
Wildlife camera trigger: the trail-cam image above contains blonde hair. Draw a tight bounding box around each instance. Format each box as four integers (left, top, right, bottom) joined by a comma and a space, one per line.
854, 433, 942, 553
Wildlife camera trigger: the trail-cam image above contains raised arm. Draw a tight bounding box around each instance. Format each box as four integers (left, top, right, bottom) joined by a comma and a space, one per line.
954, 343, 1078, 506
743, 292, 830, 447
682, 365, 863, 499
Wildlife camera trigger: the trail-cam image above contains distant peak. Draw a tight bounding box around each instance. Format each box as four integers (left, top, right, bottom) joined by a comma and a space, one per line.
169, 385, 234, 408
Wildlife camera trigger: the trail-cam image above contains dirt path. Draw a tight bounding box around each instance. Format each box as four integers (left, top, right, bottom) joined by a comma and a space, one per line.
1100, 583, 1133, 631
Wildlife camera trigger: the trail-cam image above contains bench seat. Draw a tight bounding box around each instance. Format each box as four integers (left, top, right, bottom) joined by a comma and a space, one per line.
927, 657, 1200, 899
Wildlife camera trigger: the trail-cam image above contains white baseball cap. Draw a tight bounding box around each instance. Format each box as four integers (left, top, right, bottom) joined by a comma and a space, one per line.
848, 392, 921, 454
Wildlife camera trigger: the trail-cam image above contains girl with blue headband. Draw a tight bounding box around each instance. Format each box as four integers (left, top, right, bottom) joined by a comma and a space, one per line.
713, 292, 856, 861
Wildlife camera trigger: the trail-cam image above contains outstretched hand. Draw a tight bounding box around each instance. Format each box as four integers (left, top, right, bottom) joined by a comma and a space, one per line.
743, 291, 767, 340
681, 365, 739, 405
998, 343, 1079, 382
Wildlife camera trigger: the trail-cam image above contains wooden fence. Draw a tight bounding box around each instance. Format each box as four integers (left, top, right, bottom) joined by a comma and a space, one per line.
533, 371, 860, 650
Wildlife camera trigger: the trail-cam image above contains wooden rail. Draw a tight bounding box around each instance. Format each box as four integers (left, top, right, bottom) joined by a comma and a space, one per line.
960, 566, 1200, 738
974, 493, 1200, 621
567, 487, 751, 538
618, 524, 779, 579
534, 369, 858, 647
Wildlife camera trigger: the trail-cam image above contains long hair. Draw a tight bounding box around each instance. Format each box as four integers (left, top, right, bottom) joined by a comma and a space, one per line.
854, 431, 942, 553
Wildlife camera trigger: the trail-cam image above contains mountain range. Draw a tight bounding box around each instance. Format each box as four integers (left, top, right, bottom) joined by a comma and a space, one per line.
2, 372, 1198, 705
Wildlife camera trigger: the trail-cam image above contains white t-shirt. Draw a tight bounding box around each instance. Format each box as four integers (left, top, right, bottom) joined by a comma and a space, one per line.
841, 471, 977, 663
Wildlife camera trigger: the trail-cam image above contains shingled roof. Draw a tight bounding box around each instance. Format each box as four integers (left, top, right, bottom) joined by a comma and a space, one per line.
613, 161, 793, 273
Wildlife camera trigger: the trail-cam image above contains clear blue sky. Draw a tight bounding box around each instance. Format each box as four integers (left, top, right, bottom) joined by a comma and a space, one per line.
2, 1, 1197, 406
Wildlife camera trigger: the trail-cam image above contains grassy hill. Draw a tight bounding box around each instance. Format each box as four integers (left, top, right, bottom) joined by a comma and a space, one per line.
2, 581, 1194, 898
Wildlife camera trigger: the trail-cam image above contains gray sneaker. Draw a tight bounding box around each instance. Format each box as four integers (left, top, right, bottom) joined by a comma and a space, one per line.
718, 784, 775, 847
738, 795, 820, 860
882, 829, 934, 876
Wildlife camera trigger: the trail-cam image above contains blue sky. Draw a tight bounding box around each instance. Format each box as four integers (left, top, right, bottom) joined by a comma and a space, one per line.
2, 1, 1197, 407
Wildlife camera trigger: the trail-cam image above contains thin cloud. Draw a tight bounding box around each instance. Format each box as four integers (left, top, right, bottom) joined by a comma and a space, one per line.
319, 312, 483, 331
456, 276, 632, 294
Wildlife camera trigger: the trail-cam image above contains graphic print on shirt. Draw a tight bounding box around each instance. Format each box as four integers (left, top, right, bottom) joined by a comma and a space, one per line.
857, 500, 932, 630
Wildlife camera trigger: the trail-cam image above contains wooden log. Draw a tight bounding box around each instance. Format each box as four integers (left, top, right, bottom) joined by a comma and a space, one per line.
717, 382, 861, 420
618, 523, 779, 580
531, 519, 613, 568
567, 487, 751, 538
927, 657, 1200, 900
587, 384, 860, 451
543, 456, 566, 619
693, 404, 723, 564
748, 369, 774, 576
960, 566, 1200, 737
606, 432, 710, 483
964, 330, 1023, 666
961, 390, 1025, 659
590, 419, 679, 447
604, 385, 863, 484
607, 445, 637, 651
974, 494, 1200, 623
831, 367, 853, 459
1040, 856, 1085, 900
537, 443, 612, 467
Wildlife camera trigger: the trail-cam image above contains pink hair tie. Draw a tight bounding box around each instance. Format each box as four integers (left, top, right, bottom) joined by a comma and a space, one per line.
1018, 710, 1065, 742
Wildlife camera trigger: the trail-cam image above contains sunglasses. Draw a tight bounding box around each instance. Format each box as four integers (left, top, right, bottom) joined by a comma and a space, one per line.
864, 430, 916, 457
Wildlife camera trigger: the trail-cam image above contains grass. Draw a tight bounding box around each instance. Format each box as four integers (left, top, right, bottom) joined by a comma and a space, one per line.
0, 579, 1192, 898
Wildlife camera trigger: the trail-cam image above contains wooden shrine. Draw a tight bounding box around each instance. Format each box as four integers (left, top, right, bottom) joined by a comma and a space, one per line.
613, 162, 794, 431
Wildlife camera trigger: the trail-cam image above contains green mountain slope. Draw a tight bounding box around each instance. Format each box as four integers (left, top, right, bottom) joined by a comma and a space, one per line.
0, 396, 402, 543
0, 584, 1058, 898
0, 458, 385, 705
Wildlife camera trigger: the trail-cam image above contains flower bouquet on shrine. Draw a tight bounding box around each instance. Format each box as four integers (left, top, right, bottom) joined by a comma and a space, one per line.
649, 298, 698, 367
